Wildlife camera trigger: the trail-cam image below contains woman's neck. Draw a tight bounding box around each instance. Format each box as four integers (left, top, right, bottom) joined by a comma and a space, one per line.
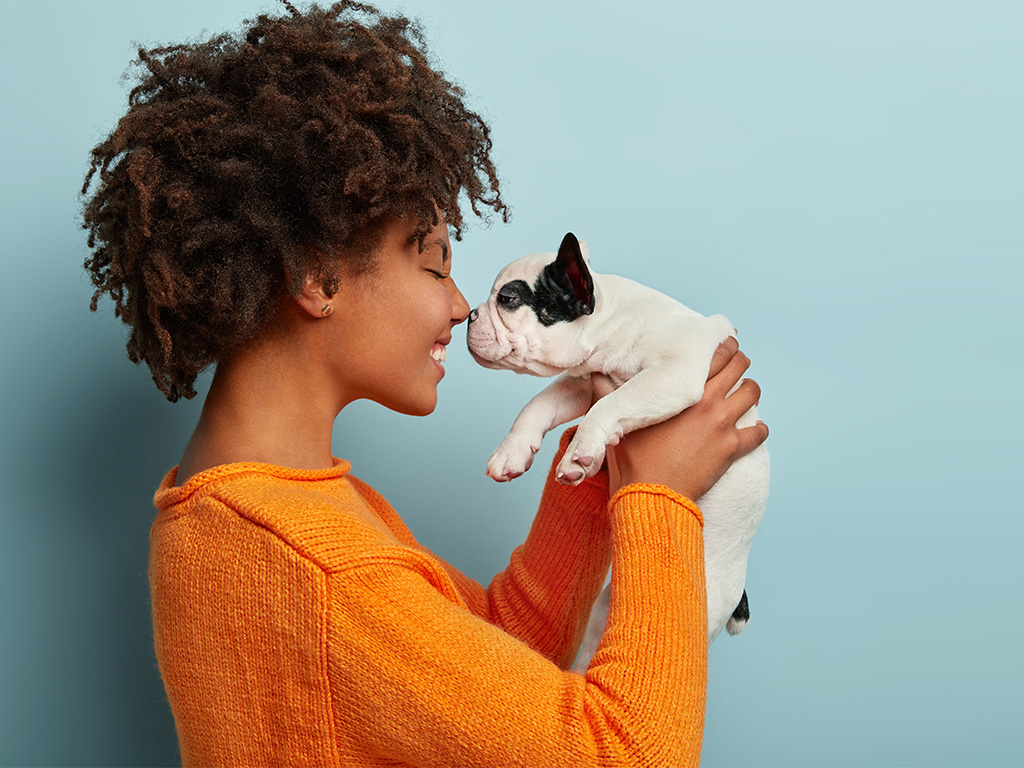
175, 326, 341, 484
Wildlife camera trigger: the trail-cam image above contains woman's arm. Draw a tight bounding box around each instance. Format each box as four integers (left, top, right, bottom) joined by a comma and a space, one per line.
478, 428, 613, 667
326, 483, 708, 767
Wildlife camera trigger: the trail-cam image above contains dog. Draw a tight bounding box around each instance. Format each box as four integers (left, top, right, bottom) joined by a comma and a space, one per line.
466, 232, 769, 668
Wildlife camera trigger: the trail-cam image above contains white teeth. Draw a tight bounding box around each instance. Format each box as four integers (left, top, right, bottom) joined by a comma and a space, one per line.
431, 346, 447, 363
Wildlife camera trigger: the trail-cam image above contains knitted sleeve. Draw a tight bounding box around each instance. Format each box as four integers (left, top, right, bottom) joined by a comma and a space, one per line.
327, 485, 708, 767
453, 428, 615, 668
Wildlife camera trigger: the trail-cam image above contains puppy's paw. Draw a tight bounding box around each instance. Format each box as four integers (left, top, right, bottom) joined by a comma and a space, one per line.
486, 435, 540, 482
705, 313, 737, 343
556, 433, 607, 486
726, 590, 750, 636
555, 451, 604, 486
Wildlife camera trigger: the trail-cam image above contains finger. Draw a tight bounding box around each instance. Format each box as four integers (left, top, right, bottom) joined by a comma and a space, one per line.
603, 442, 622, 492
707, 336, 739, 380
723, 377, 761, 418
705, 348, 750, 397
734, 420, 769, 458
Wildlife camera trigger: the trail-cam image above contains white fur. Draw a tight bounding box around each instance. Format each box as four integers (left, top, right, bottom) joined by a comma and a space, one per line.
467, 238, 769, 667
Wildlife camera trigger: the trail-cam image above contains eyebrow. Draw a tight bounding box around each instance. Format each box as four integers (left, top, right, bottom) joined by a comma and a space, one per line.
405, 232, 450, 263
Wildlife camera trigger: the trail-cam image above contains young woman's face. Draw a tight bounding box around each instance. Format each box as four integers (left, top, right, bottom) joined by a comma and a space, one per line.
330, 215, 470, 416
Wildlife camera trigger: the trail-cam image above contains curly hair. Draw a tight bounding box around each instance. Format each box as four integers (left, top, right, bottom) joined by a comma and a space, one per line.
81, 0, 508, 402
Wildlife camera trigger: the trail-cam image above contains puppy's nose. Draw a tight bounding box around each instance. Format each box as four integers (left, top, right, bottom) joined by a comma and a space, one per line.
469, 308, 479, 323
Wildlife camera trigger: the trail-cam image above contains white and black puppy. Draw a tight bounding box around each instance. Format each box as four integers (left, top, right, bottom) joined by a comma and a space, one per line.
467, 232, 769, 664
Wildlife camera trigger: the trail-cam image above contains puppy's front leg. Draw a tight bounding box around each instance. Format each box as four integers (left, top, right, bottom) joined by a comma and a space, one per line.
558, 316, 734, 485
487, 374, 594, 482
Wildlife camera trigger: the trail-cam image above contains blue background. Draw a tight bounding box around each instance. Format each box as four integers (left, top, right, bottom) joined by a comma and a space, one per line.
2, 1, 1021, 765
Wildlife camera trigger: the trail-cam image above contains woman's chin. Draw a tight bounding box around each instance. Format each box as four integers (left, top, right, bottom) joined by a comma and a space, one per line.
374, 390, 438, 417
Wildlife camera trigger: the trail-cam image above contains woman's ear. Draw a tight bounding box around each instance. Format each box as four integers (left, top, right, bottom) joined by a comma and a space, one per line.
292, 247, 342, 319
296, 273, 335, 319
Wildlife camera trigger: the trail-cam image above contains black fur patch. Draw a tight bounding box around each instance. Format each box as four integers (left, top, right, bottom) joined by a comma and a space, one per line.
731, 590, 750, 623
497, 268, 591, 327
495, 279, 532, 311
495, 234, 595, 326
532, 260, 592, 326
497, 233, 595, 326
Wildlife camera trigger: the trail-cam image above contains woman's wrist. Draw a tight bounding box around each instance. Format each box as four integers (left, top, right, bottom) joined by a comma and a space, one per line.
606, 444, 703, 502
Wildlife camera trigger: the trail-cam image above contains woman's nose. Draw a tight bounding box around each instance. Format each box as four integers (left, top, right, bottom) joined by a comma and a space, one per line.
449, 279, 471, 324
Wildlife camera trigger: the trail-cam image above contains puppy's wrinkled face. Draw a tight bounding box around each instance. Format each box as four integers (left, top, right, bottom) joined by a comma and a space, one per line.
467, 233, 596, 376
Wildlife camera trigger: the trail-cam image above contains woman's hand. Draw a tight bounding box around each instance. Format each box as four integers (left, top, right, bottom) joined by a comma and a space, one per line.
593, 337, 768, 500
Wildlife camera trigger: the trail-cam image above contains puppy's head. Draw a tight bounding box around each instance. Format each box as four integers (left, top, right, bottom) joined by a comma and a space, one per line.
467, 232, 596, 376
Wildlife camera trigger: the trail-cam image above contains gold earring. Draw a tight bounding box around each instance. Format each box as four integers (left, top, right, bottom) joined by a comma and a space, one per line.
320, 304, 333, 318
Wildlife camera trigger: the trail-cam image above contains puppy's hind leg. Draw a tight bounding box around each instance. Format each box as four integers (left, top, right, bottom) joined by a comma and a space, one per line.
487, 374, 594, 482
726, 590, 750, 636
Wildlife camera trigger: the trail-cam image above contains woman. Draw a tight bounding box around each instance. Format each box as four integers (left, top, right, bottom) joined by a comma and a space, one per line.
82, 2, 768, 765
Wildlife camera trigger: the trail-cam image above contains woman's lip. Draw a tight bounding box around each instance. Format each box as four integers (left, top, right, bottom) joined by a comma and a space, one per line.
431, 335, 451, 378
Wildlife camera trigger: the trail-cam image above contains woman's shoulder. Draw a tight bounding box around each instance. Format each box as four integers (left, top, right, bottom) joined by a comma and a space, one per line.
151, 460, 420, 573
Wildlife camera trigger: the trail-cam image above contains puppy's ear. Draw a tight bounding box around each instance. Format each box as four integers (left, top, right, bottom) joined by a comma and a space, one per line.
577, 238, 590, 264
552, 232, 595, 317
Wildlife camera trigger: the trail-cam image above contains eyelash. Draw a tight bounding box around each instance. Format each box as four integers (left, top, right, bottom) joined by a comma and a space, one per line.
427, 270, 448, 280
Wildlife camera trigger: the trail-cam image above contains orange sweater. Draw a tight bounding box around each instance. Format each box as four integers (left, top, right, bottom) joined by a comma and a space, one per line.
150, 432, 708, 767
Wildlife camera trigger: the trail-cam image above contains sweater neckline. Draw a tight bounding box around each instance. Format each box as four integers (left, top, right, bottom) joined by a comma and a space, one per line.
154, 458, 351, 510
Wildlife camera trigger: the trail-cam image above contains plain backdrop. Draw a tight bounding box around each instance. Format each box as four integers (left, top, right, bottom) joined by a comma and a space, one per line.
1, 1, 1021, 765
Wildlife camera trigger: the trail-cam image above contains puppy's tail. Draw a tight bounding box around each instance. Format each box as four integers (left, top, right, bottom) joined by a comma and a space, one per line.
726, 590, 750, 636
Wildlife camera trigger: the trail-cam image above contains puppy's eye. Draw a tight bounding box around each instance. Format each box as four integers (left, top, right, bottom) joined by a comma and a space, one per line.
497, 291, 522, 310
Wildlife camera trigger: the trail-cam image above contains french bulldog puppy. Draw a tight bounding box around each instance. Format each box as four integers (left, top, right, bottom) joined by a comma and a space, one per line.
466, 232, 769, 662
